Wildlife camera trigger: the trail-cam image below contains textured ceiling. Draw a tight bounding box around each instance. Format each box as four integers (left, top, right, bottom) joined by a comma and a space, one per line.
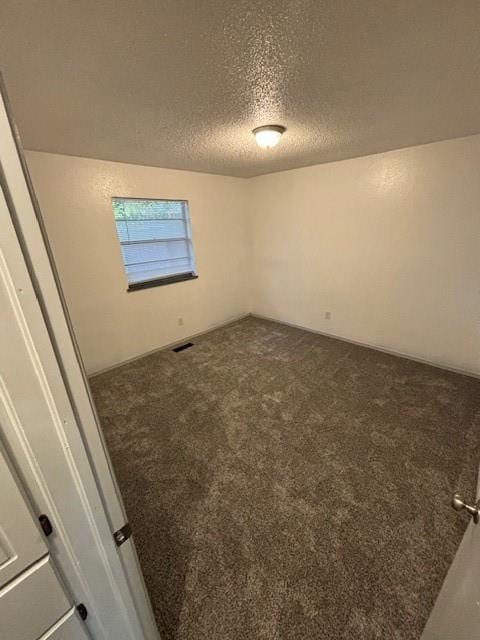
1, 1, 479, 178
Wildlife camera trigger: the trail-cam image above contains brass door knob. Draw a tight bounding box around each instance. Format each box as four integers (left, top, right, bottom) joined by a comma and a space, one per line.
452, 493, 480, 524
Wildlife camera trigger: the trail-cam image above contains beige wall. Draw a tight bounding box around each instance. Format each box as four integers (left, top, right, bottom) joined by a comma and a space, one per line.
27, 134, 480, 377
250, 135, 480, 375
26, 151, 250, 373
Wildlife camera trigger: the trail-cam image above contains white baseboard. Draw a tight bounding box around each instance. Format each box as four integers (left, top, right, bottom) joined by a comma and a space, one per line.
250, 313, 480, 380
90, 311, 480, 381
89, 312, 250, 377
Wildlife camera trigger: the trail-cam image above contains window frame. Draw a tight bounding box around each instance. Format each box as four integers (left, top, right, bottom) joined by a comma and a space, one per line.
111, 196, 198, 292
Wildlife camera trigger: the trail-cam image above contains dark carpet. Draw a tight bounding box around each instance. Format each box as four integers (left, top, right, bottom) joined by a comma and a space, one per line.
89, 317, 480, 640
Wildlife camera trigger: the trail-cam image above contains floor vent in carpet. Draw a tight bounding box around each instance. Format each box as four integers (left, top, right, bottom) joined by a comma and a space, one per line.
173, 342, 194, 352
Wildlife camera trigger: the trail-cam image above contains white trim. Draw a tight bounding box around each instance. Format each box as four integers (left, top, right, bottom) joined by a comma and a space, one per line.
251, 313, 480, 380
93, 311, 480, 381
90, 313, 250, 377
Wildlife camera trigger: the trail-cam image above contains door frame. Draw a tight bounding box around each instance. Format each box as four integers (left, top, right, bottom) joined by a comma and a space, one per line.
0, 76, 159, 640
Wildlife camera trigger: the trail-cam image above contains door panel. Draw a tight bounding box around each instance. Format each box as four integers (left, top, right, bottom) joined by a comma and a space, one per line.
0, 446, 47, 589
0, 555, 70, 640
421, 519, 480, 639
39, 608, 91, 640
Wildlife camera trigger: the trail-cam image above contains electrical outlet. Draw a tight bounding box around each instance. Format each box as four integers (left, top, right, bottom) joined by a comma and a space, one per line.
325, 311, 331, 320
178, 317, 184, 326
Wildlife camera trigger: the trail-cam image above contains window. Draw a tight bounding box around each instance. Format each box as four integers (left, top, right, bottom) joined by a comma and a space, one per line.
112, 197, 197, 291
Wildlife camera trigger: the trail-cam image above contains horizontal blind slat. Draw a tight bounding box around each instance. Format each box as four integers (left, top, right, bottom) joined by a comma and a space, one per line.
121, 239, 190, 266
117, 219, 187, 242
127, 257, 192, 275
127, 262, 193, 284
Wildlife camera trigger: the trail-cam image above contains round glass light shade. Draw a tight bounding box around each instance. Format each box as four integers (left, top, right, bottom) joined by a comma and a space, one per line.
253, 125, 286, 149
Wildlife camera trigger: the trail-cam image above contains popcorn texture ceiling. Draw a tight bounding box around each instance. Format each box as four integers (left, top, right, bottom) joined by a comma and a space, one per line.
1, 1, 479, 178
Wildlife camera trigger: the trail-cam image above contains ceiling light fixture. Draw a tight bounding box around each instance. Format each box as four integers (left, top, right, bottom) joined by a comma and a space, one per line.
253, 124, 286, 149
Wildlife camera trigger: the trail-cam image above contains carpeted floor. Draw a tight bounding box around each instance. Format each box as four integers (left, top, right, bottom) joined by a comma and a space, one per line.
89, 317, 480, 640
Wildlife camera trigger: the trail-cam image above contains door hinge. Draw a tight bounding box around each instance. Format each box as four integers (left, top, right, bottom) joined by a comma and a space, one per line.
113, 522, 132, 547
77, 604, 88, 620
39, 514, 53, 537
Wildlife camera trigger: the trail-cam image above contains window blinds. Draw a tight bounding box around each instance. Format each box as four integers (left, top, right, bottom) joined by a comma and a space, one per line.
112, 198, 196, 286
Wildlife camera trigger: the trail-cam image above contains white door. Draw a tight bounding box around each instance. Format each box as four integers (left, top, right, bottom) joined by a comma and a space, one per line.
0, 443, 88, 640
422, 483, 480, 638
0, 445, 47, 587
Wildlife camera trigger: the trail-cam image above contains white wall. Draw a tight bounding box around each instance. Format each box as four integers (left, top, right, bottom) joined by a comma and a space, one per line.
250, 134, 480, 375
26, 151, 250, 373
27, 134, 480, 377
